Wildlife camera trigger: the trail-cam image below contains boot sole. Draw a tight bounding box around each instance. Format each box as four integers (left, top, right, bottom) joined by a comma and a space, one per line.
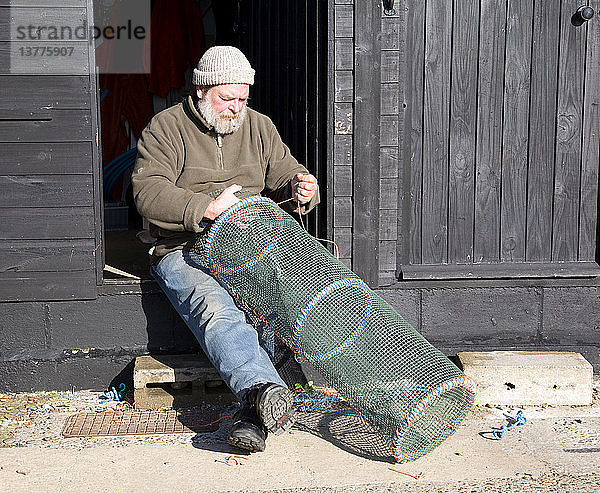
256, 385, 296, 435
227, 433, 266, 453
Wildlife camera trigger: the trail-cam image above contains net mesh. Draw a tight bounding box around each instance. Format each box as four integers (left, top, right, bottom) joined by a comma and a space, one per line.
191, 196, 475, 462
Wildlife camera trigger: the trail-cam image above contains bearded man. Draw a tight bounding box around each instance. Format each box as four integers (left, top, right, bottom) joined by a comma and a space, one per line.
132, 46, 319, 452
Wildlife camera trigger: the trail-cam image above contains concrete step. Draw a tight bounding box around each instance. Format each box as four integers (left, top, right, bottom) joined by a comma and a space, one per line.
458, 351, 593, 406
133, 354, 236, 410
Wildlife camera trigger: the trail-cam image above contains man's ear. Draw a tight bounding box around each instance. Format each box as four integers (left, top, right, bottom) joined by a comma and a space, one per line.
196, 85, 204, 99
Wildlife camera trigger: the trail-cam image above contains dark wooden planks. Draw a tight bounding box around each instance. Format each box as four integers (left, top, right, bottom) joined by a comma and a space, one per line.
334, 134, 353, 166
334, 196, 352, 228
380, 83, 399, 116
399, 0, 597, 279
0, 7, 87, 41
333, 166, 352, 196
0, 1, 86, 6
380, 209, 398, 241
0, 0, 99, 303
335, 70, 353, 103
335, 38, 353, 70
380, 4, 401, 292
0, 239, 95, 273
500, 0, 533, 262
381, 12, 400, 51
87, 0, 102, 286
526, 2, 560, 262
0, 41, 89, 75
353, 0, 381, 286
0, 109, 92, 142
0, 4, 88, 76
381, 0, 401, 286
333, 228, 352, 259
525, 3, 561, 262
380, 178, 397, 209
0, 142, 92, 174
0, 108, 51, 120
381, 50, 399, 84
403, 261, 600, 280
0, 174, 93, 207
0, 271, 95, 302
578, 0, 600, 261
327, 1, 354, 265
335, 102, 353, 134
422, 0, 452, 264
379, 240, 396, 279
0, 76, 90, 110
474, 0, 506, 263
401, 0, 425, 267
448, 0, 478, 263
0, 207, 95, 239
552, 0, 586, 261
380, 115, 398, 146
335, 4, 353, 38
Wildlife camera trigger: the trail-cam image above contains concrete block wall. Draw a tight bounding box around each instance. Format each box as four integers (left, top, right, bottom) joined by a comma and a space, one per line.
0, 282, 200, 392
1, 280, 598, 391
375, 284, 600, 370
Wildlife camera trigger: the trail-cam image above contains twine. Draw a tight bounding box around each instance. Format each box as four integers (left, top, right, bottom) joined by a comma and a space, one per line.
276, 197, 340, 260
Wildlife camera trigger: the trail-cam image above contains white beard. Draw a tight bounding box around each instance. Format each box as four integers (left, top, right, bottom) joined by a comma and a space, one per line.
196, 96, 247, 135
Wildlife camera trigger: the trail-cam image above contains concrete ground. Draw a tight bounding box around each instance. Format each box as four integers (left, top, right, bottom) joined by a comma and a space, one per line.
0, 380, 599, 493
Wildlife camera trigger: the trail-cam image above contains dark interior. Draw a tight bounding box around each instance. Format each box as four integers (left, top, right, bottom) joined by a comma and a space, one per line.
100, 0, 328, 281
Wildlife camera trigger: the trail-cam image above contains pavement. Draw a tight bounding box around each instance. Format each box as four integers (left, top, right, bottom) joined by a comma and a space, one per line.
0, 379, 599, 493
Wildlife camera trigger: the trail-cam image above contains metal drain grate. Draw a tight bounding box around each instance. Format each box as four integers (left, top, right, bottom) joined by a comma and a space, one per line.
62, 408, 226, 437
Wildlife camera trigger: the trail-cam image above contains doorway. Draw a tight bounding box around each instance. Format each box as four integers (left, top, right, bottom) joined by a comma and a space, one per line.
99, 0, 329, 281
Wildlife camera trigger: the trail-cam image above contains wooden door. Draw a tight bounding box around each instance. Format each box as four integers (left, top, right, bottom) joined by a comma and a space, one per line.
399, 0, 600, 279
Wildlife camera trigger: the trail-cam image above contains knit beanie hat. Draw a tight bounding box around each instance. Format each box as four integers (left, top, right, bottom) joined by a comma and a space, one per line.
192, 46, 255, 86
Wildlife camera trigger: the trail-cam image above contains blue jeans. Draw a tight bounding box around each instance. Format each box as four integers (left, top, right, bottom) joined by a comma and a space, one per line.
150, 249, 287, 399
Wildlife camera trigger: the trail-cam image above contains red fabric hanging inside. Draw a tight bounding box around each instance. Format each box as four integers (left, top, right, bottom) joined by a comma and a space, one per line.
144, 0, 205, 97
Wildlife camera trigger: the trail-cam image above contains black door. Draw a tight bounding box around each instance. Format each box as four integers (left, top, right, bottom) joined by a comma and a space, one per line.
237, 0, 329, 237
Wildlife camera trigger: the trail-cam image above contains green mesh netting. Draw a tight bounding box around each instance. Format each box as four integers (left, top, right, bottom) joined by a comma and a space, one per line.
192, 196, 475, 462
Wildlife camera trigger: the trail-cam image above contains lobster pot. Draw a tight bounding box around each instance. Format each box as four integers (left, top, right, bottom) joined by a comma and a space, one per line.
192, 196, 475, 462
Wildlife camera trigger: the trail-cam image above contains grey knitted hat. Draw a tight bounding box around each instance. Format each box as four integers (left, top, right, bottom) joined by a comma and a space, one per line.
192, 46, 255, 86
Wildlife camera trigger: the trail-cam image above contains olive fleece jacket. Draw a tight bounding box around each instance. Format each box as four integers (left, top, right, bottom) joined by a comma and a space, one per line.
132, 95, 319, 258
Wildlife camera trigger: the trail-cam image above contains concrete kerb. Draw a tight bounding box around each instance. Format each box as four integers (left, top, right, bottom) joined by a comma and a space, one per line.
458, 350, 594, 406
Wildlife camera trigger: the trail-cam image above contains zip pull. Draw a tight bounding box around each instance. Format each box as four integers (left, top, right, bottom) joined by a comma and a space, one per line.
215, 133, 224, 169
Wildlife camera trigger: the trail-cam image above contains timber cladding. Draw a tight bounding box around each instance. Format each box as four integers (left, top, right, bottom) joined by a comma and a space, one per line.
397, 0, 600, 281
0, 0, 101, 302
332, 0, 600, 285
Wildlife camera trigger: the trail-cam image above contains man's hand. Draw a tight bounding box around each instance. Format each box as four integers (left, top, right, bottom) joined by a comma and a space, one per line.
203, 184, 242, 220
291, 173, 318, 204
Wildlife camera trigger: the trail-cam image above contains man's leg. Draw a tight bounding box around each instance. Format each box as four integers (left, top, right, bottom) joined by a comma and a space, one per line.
150, 249, 286, 397
150, 249, 295, 451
